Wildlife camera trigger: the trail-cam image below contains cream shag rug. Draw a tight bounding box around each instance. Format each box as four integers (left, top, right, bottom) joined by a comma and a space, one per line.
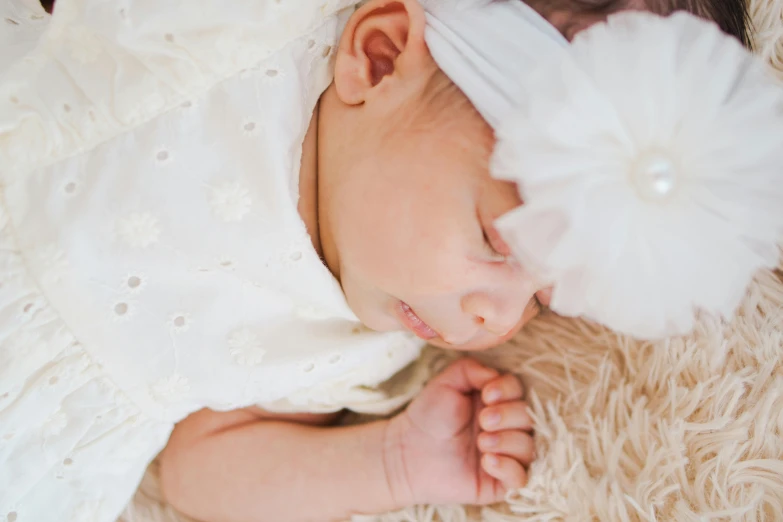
120, 4, 783, 521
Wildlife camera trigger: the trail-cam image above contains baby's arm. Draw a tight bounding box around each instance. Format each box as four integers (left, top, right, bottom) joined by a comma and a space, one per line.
160, 359, 536, 521
159, 407, 401, 522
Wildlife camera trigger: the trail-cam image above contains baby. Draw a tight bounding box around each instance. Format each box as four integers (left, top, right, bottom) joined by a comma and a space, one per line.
0, 0, 752, 522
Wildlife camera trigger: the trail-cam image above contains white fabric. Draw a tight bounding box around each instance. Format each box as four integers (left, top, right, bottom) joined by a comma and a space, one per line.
423, 0, 567, 128
0, 1, 425, 521
423, 0, 783, 339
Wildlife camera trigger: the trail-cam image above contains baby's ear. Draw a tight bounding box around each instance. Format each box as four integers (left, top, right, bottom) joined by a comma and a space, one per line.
333, 0, 429, 105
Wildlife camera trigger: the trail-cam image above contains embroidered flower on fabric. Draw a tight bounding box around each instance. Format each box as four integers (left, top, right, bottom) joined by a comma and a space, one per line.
276, 232, 312, 268
228, 327, 266, 366
36, 245, 69, 284
116, 213, 161, 248
62, 179, 80, 197
154, 147, 173, 166
2, 507, 22, 522
294, 303, 333, 321
259, 66, 286, 85
217, 255, 237, 271
150, 374, 191, 405
72, 500, 102, 522
41, 410, 68, 438
17, 300, 44, 325
110, 301, 135, 323
241, 119, 259, 136
123, 273, 146, 294
209, 182, 253, 223
168, 313, 192, 333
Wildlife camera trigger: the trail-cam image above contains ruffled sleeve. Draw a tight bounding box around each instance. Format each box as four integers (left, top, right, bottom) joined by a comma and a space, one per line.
258, 347, 451, 416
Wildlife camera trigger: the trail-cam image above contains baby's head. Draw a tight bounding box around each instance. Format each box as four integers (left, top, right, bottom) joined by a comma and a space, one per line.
314, 0, 751, 352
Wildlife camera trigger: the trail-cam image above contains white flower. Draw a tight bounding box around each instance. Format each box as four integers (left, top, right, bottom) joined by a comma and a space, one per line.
116, 213, 161, 248
72, 500, 101, 522
228, 327, 266, 366
150, 374, 190, 405
241, 119, 259, 136
209, 182, 253, 223
110, 301, 135, 323
36, 245, 69, 284
259, 65, 286, 85
294, 303, 333, 320
168, 313, 192, 333
123, 273, 147, 294
491, 12, 783, 339
217, 255, 236, 271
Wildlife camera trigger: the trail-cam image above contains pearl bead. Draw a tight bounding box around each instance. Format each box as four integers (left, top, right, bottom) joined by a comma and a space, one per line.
631, 152, 678, 201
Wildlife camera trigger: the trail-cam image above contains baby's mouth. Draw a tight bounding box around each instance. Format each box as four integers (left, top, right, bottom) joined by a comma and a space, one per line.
396, 301, 438, 340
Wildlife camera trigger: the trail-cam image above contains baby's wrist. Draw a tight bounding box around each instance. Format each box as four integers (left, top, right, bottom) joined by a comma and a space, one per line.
382, 415, 418, 508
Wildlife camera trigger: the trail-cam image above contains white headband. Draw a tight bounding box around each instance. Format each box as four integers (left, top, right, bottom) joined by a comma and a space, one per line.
423, 0, 568, 128
422, 1, 783, 339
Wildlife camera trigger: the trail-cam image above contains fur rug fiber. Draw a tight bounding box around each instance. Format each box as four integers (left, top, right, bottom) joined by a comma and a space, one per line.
120, 3, 783, 521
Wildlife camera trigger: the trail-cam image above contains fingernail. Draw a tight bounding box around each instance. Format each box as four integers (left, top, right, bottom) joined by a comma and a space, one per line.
481, 434, 498, 448
483, 411, 501, 427
485, 389, 502, 403
485, 454, 499, 467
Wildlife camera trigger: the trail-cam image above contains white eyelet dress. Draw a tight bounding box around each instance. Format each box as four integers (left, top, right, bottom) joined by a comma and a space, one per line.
0, 1, 427, 521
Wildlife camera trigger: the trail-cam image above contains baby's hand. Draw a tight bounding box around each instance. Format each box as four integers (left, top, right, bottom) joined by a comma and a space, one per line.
384, 359, 535, 507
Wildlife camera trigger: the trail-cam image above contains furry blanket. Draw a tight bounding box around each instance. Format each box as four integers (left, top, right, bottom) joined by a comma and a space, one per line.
120, 3, 783, 520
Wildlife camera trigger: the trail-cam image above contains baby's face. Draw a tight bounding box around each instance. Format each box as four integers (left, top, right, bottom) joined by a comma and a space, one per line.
318, 90, 540, 351
315, 0, 542, 351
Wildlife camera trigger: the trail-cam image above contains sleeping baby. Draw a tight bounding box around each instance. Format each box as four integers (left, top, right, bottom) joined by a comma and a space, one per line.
0, 0, 758, 521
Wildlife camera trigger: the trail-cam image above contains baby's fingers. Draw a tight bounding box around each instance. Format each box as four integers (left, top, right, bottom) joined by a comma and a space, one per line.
478, 431, 535, 464
482, 374, 524, 405
481, 454, 527, 490
479, 401, 533, 432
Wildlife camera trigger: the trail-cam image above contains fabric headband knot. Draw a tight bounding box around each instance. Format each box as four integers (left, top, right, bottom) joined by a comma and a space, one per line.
421, 0, 783, 339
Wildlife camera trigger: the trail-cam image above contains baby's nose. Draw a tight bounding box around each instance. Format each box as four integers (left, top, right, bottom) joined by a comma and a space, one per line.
461, 293, 523, 337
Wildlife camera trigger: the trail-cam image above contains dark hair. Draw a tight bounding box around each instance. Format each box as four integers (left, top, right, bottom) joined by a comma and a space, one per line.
661, 0, 753, 48
525, 0, 753, 49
